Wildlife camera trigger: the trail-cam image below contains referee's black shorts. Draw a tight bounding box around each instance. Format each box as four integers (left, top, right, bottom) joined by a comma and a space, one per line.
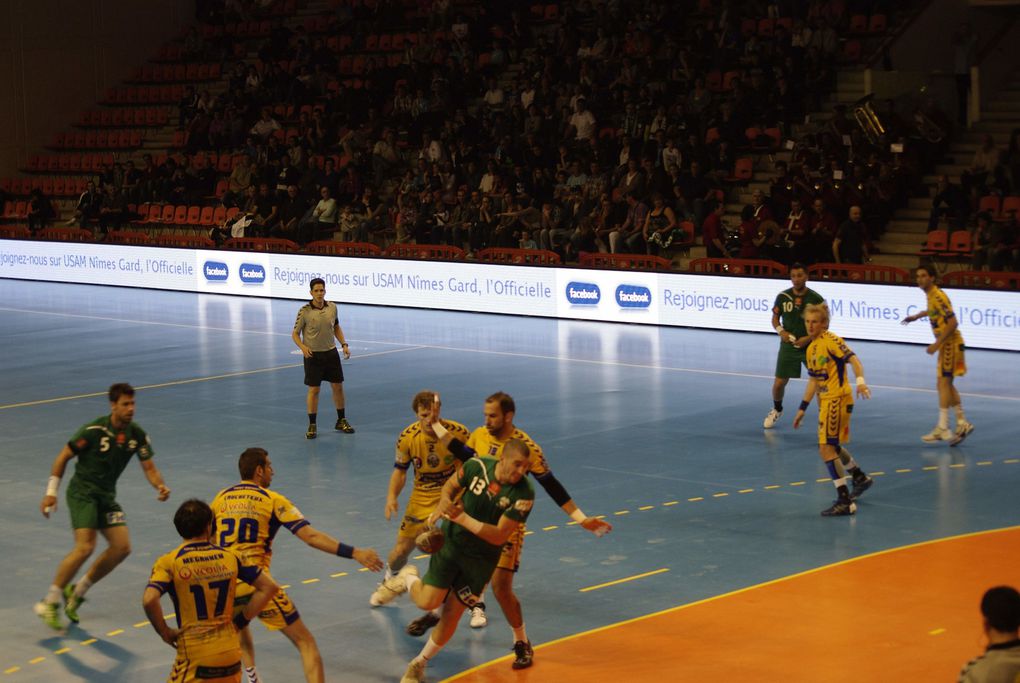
304, 348, 344, 386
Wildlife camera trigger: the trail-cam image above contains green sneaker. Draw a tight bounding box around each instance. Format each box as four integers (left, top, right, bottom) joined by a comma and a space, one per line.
35, 601, 62, 630
335, 418, 355, 433
63, 584, 85, 623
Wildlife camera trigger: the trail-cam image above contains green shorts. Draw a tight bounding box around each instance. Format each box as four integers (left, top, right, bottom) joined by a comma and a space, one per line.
775, 345, 808, 379
66, 484, 126, 530
422, 541, 497, 608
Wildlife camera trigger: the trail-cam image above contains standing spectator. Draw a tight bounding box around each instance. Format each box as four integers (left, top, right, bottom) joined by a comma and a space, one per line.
291, 278, 355, 439
832, 205, 869, 264
957, 586, 1020, 683
701, 200, 729, 258
783, 199, 811, 264
568, 97, 597, 146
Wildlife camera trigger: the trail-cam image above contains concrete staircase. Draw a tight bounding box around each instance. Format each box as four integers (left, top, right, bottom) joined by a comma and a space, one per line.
879, 70, 1020, 269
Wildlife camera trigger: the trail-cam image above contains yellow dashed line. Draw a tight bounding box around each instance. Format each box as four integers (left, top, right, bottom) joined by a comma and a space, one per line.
638, 506, 654, 511
662, 501, 679, 506
712, 493, 729, 498
614, 510, 630, 515
688, 497, 704, 502
5, 666, 21, 674
789, 481, 806, 486
413, 553, 428, 559
80, 639, 96, 646
302, 578, 320, 585
134, 621, 149, 628
107, 629, 124, 637
871, 471, 885, 476
330, 572, 348, 578
357, 567, 371, 572
280, 584, 291, 589
895, 468, 912, 473
542, 525, 559, 531
950, 463, 966, 469
815, 478, 829, 483
976, 461, 992, 466
922, 466, 939, 471
929, 628, 946, 636
28, 658, 44, 665
1005, 459, 1019, 464
54, 648, 70, 655
764, 485, 780, 490
738, 489, 754, 494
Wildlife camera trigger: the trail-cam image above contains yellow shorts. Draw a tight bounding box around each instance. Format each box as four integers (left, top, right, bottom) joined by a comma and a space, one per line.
495, 524, 526, 573
167, 649, 241, 683
234, 583, 299, 631
817, 394, 853, 449
938, 339, 967, 378
398, 495, 439, 540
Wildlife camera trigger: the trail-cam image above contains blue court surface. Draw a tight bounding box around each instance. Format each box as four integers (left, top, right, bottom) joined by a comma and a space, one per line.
0, 278, 1017, 682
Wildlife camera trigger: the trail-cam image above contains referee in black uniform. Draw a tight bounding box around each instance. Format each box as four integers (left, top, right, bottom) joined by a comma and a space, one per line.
292, 277, 355, 438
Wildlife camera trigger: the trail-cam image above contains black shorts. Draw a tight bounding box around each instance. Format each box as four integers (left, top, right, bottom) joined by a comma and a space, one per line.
304, 348, 344, 386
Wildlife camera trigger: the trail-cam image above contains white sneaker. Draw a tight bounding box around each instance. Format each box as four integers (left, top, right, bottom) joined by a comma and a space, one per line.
400, 659, 426, 683
370, 565, 417, 606
763, 408, 783, 429
469, 602, 487, 628
950, 421, 974, 447
921, 426, 954, 443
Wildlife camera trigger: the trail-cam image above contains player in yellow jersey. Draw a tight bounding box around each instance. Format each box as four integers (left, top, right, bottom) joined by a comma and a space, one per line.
211, 448, 383, 683
793, 304, 875, 516
369, 391, 470, 637
143, 499, 280, 683
461, 391, 612, 668
901, 264, 974, 445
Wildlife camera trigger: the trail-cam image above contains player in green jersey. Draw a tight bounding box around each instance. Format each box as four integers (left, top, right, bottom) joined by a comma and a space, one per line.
764, 264, 826, 429
36, 383, 171, 630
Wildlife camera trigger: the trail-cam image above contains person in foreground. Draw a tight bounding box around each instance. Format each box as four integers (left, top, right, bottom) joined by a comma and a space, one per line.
793, 304, 875, 516
143, 499, 280, 683
958, 585, 1020, 683
37, 382, 171, 630
372, 434, 535, 683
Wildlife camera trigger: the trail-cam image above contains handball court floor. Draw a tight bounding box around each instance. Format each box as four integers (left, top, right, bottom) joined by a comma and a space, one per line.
0, 279, 1018, 683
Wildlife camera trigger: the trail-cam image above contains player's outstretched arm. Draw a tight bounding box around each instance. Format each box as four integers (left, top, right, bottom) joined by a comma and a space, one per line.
901, 310, 928, 325
140, 459, 171, 501
41, 444, 77, 517
294, 525, 384, 571
534, 472, 612, 537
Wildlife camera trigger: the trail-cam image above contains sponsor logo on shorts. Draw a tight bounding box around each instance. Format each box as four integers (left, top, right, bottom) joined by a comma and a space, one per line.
105, 511, 126, 525
239, 263, 266, 284
565, 281, 600, 305
456, 586, 478, 607
203, 261, 229, 281
615, 284, 651, 309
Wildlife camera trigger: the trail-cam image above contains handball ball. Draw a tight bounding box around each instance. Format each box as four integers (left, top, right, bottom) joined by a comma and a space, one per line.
415, 527, 445, 554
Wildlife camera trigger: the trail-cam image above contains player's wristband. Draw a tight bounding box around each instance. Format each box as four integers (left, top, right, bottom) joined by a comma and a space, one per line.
799, 400, 810, 411
569, 508, 587, 523
856, 376, 866, 386
431, 420, 449, 439
46, 475, 60, 497
232, 612, 251, 630
336, 542, 354, 559
774, 325, 784, 335
340, 342, 348, 346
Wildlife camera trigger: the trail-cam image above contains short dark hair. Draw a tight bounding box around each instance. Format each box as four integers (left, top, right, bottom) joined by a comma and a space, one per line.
108, 383, 135, 403
173, 499, 213, 539
309, 278, 325, 290
486, 391, 515, 415
981, 586, 1020, 632
916, 264, 937, 278
789, 262, 807, 273
412, 391, 436, 413
238, 447, 269, 479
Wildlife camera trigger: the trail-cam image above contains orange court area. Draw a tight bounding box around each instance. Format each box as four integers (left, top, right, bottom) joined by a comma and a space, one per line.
449, 526, 1020, 683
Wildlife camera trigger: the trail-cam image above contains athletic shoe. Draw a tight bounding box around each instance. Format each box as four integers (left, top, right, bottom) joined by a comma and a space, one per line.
405, 612, 440, 636
820, 498, 857, 517
469, 602, 487, 628
920, 426, 953, 443
763, 408, 783, 429
400, 659, 426, 683
63, 584, 85, 623
850, 476, 874, 501
511, 640, 534, 670
371, 565, 417, 606
305, 424, 317, 439
34, 601, 62, 630
950, 421, 974, 447
335, 418, 355, 433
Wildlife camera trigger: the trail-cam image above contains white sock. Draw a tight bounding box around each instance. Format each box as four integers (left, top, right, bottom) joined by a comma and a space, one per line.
937, 408, 948, 429
384, 566, 394, 581
244, 666, 260, 683
512, 624, 528, 643
405, 573, 420, 592
45, 585, 62, 605
413, 636, 443, 665
73, 576, 93, 599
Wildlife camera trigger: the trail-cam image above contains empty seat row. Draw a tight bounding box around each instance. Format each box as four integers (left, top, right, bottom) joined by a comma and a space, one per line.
130, 62, 221, 83
103, 84, 187, 105
50, 130, 144, 150
77, 107, 169, 128
2, 176, 91, 197
24, 153, 117, 173
133, 203, 239, 227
